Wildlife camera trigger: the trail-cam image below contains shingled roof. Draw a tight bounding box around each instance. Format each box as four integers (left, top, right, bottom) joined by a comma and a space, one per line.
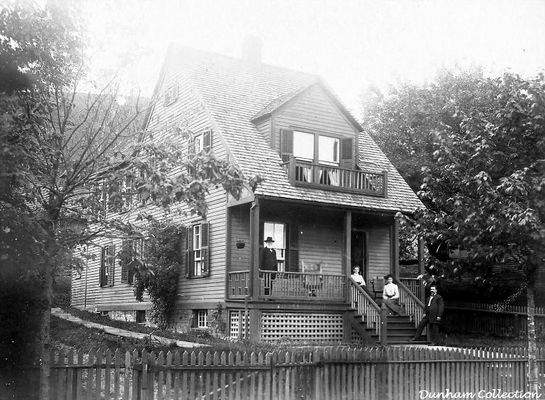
162, 45, 423, 214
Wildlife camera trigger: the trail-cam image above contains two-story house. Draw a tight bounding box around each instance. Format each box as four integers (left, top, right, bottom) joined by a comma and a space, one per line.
71, 44, 425, 344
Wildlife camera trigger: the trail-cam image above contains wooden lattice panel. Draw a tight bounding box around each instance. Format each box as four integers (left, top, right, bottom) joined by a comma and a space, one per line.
261, 312, 344, 343
229, 310, 248, 339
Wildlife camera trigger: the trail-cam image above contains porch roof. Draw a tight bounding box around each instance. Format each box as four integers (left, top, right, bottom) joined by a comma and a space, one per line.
166, 45, 423, 214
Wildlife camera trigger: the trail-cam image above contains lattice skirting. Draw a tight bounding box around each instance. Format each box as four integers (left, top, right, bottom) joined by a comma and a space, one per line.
229, 310, 249, 339
261, 312, 344, 344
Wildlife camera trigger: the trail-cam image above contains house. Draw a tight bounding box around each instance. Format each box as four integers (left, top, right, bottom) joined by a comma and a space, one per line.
71, 43, 425, 344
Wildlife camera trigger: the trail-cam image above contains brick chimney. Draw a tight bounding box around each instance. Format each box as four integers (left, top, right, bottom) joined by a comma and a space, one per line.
242, 35, 262, 65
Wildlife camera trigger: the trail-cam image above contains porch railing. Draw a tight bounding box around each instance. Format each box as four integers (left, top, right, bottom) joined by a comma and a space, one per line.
258, 270, 346, 301
399, 277, 423, 301
349, 278, 382, 336
227, 270, 250, 299
397, 279, 426, 328
281, 158, 387, 196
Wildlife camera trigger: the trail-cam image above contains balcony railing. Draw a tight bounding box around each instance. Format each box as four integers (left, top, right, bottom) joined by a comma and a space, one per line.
258, 270, 346, 301
281, 158, 387, 196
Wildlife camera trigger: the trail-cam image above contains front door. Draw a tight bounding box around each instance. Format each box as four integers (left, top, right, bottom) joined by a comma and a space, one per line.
351, 230, 368, 282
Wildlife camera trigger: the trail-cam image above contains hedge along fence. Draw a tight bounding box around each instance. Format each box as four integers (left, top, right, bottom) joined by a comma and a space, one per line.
444, 302, 545, 338
48, 346, 545, 400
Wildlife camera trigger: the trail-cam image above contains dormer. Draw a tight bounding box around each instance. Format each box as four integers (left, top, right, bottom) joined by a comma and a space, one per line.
252, 82, 387, 196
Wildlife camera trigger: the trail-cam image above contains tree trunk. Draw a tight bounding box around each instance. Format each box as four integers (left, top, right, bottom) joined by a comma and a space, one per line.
526, 275, 539, 395
38, 263, 53, 400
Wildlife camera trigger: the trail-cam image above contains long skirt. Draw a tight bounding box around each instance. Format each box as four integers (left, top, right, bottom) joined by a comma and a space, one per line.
382, 299, 404, 315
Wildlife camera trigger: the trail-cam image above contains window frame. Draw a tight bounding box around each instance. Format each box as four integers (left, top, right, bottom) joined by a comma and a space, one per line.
186, 223, 210, 278
100, 244, 116, 287
195, 309, 208, 329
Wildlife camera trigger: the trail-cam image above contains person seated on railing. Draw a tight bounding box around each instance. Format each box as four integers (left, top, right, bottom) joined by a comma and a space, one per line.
382, 274, 404, 315
351, 265, 366, 286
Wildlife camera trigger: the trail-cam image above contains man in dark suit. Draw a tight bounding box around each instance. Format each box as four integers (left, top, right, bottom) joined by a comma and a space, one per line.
411, 284, 444, 345
260, 237, 277, 296
260, 236, 278, 271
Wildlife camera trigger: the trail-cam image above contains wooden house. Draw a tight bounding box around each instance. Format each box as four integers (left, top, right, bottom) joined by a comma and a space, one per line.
71, 44, 425, 344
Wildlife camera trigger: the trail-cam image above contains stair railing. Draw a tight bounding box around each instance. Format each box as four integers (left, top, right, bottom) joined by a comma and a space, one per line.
348, 278, 382, 336
397, 279, 426, 328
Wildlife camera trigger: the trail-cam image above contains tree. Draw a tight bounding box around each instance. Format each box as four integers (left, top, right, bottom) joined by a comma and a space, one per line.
364, 70, 545, 393
0, 3, 251, 399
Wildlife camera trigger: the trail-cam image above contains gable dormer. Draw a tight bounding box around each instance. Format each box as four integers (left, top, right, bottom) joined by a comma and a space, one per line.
253, 83, 387, 197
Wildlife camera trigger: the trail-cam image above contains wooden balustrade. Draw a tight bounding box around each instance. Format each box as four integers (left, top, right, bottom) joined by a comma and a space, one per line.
258, 270, 345, 301
282, 158, 387, 196
399, 277, 423, 301
397, 279, 425, 328
349, 278, 382, 336
227, 271, 250, 299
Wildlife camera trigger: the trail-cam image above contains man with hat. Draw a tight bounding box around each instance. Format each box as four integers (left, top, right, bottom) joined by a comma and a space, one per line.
260, 236, 278, 272
260, 236, 278, 296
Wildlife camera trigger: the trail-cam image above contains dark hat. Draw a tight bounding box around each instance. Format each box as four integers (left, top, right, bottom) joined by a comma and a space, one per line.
264, 236, 275, 243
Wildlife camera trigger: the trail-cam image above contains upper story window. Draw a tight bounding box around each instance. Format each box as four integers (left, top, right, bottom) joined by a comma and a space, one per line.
164, 83, 179, 106
281, 129, 352, 168
188, 130, 212, 156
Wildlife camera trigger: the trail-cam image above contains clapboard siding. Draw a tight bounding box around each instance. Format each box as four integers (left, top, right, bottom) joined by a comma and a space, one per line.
229, 204, 251, 271
366, 224, 392, 280
272, 85, 358, 152
298, 217, 344, 275
254, 118, 272, 146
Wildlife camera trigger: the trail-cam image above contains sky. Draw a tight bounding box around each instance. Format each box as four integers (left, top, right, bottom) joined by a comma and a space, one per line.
83, 0, 545, 114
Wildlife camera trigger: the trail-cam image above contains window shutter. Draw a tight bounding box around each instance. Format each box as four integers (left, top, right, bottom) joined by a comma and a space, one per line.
185, 227, 194, 277
100, 247, 107, 287
108, 245, 116, 287
201, 223, 210, 276
203, 130, 212, 152
280, 129, 293, 162
121, 240, 129, 284
340, 138, 354, 169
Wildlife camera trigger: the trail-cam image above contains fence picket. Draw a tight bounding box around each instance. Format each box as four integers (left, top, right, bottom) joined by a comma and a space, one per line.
157, 351, 165, 400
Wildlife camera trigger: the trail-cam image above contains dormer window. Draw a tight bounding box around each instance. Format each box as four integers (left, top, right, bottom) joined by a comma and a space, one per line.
164, 84, 179, 106
282, 129, 351, 168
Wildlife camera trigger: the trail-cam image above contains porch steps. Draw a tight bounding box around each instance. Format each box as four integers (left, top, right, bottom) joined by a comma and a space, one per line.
369, 315, 420, 345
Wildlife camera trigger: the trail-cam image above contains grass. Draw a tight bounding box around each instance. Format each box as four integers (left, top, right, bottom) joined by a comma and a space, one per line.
54, 306, 541, 353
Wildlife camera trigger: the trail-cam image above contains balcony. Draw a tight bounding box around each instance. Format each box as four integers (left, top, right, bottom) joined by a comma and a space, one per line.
282, 158, 387, 196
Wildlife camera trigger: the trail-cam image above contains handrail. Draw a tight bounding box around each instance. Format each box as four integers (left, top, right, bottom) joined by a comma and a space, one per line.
397, 279, 425, 328
446, 301, 545, 317
258, 270, 345, 300
399, 277, 423, 301
281, 158, 387, 196
348, 278, 382, 336
227, 270, 250, 298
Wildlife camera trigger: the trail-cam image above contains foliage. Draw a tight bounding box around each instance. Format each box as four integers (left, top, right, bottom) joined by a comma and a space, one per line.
1, 2, 252, 398
118, 222, 184, 330
362, 68, 484, 193
414, 72, 545, 285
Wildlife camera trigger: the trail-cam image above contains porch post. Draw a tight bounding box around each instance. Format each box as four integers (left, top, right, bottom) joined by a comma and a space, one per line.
344, 211, 352, 304
392, 217, 400, 280
250, 198, 260, 300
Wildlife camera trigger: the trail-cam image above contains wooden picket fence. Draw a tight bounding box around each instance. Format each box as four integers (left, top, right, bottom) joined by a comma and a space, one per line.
50, 346, 545, 400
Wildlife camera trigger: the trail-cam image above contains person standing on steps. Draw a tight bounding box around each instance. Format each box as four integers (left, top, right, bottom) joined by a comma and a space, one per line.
411, 284, 444, 345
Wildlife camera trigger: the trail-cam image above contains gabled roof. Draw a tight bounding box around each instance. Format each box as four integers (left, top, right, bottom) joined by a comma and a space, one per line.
159, 45, 423, 214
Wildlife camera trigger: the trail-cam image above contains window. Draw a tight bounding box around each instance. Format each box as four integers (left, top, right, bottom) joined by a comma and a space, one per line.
194, 310, 208, 328
186, 223, 210, 277
318, 136, 339, 165
293, 131, 314, 160
121, 239, 147, 285
164, 83, 179, 106
263, 222, 286, 272
188, 130, 212, 156
100, 244, 116, 287
280, 129, 353, 169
